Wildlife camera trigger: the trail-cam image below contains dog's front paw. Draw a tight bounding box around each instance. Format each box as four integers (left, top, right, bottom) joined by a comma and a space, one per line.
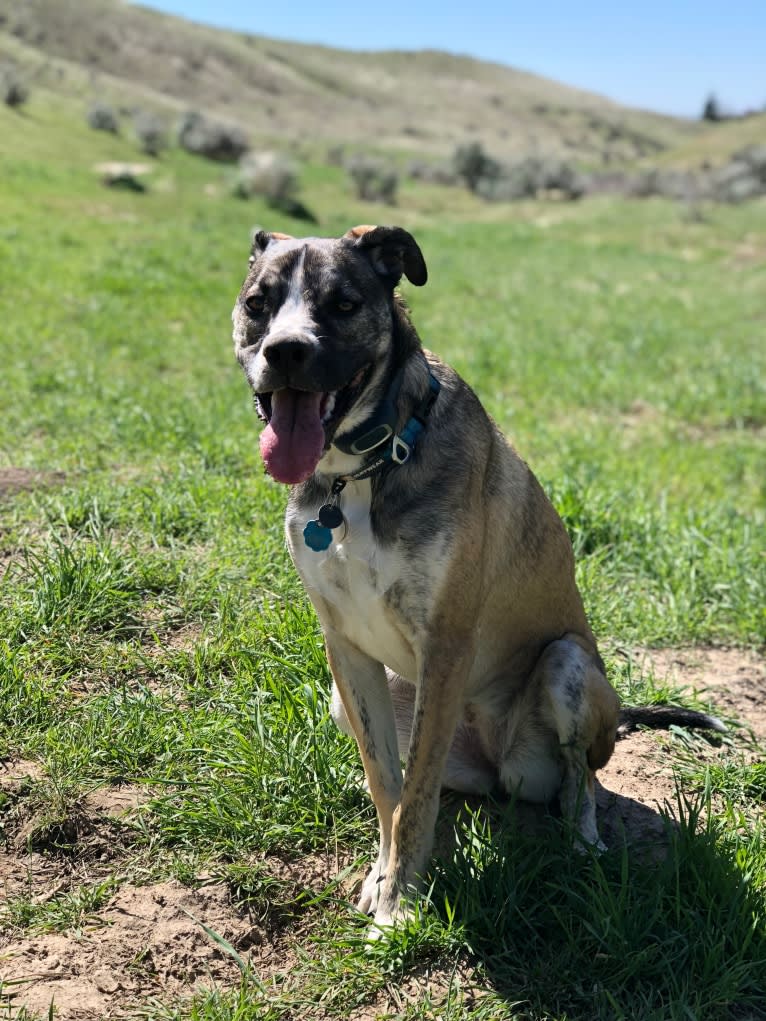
367, 890, 416, 941
357, 863, 385, 915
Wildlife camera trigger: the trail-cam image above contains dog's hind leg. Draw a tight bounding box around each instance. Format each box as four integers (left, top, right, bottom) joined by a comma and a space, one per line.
532, 635, 619, 850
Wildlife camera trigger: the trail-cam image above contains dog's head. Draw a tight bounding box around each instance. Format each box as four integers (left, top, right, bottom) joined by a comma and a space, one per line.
232, 225, 427, 485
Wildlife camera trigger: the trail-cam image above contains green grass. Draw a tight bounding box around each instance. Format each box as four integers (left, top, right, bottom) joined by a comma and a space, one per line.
1, 89, 765, 1020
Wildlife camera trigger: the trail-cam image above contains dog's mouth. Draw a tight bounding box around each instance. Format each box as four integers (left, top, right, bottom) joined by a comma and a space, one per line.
256, 365, 372, 485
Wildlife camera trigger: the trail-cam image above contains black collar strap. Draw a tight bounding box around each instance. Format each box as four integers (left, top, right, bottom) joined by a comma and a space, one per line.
332, 365, 407, 456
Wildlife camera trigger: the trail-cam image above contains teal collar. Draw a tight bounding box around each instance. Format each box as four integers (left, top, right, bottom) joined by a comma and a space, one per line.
303, 371, 440, 552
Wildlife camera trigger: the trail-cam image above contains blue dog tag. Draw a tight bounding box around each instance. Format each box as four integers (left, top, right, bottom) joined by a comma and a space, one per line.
303, 519, 333, 551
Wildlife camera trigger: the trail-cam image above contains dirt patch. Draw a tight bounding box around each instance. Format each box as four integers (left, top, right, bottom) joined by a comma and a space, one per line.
0, 469, 66, 570
727, 238, 766, 267
635, 646, 766, 741
596, 646, 765, 849
0, 845, 342, 1020
597, 730, 678, 849
0, 468, 66, 499
138, 619, 205, 661
0, 761, 44, 788
0, 847, 64, 906
0, 774, 149, 904
82, 786, 148, 820
0, 880, 266, 1020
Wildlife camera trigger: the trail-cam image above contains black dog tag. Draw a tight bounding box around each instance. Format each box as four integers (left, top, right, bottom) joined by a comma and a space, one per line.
318, 504, 344, 529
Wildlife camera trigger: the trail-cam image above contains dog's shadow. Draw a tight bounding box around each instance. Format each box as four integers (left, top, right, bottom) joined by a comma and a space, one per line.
434, 778, 670, 861
425, 781, 686, 1012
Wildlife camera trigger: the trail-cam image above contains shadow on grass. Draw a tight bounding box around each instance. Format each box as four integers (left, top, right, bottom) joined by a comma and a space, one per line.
424, 787, 766, 1021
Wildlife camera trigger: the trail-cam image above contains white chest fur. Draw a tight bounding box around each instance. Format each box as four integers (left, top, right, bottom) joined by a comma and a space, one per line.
288, 479, 420, 680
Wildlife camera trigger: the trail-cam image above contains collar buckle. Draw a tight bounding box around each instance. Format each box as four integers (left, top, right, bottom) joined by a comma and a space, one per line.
348, 423, 394, 455
391, 434, 412, 464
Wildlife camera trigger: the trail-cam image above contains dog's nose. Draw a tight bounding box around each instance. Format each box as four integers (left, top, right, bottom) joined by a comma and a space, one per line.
262, 337, 311, 370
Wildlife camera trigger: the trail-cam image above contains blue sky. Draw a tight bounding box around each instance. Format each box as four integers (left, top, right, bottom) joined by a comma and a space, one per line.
136, 1, 765, 119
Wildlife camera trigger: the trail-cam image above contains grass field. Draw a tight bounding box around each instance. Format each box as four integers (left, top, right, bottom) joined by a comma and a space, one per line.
0, 91, 765, 1020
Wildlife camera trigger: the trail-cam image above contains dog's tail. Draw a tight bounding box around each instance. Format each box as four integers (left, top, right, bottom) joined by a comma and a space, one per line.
617, 705, 726, 738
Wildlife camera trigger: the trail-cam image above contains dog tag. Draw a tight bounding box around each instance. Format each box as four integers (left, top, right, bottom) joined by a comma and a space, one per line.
318, 504, 344, 529
303, 519, 333, 552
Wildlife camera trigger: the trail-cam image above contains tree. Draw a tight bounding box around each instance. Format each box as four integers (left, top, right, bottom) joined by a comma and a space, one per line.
702, 94, 722, 122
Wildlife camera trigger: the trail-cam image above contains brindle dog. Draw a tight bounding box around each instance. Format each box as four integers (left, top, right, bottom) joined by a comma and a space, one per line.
232, 225, 723, 932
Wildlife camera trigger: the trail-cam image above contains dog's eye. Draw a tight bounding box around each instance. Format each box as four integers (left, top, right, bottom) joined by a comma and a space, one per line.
244, 293, 267, 317
335, 299, 357, 315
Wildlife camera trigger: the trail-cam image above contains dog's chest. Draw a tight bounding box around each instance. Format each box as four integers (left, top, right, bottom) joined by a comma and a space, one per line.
288, 482, 435, 680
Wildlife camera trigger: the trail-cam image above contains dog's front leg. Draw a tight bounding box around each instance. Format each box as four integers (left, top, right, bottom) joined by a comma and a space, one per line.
372, 636, 473, 931
324, 631, 403, 916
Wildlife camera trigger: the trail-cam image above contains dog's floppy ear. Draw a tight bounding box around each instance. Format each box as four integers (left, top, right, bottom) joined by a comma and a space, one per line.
345, 225, 428, 286
249, 230, 294, 265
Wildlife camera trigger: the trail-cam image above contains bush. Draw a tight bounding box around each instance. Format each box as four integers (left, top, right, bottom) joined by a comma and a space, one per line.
710, 160, 765, 203
476, 157, 586, 202
177, 110, 248, 162
346, 155, 398, 204
0, 65, 29, 108
326, 144, 345, 167
407, 160, 458, 186
233, 151, 298, 202
233, 152, 317, 221
133, 111, 168, 157
452, 142, 501, 193
733, 145, 766, 179
87, 101, 120, 133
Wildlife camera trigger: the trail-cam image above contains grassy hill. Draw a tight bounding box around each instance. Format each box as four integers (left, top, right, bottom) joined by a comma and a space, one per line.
0, 0, 705, 165
1, 13, 765, 1021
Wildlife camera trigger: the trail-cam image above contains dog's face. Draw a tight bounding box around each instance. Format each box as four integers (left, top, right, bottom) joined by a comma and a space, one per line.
232, 226, 427, 484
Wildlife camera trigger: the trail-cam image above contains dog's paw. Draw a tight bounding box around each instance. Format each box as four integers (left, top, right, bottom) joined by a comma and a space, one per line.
366, 917, 393, 943
356, 865, 384, 916
573, 834, 607, 855
367, 895, 416, 942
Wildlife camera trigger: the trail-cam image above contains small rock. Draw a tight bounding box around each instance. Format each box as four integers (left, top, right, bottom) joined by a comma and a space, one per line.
93, 969, 120, 994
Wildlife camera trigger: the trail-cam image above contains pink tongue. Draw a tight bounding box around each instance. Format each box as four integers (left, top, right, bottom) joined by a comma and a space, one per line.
260, 389, 325, 484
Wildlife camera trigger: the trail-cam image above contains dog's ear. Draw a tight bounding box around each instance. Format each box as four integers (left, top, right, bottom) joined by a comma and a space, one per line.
249, 230, 294, 266
345, 225, 428, 286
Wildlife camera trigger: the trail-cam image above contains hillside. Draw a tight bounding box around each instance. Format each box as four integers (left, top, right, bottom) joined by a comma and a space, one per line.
0, 0, 701, 164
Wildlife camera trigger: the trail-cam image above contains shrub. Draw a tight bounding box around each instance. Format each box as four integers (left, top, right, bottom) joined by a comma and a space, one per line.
0, 65, 29, 108
233, 152, 317, 221
710, 160, 765, 203
346, 155, 398, 204
233, 151, 298, 203
133, 110, 168, 157
733, 145, 766, 179
452, 142, 501, 193
407, 160, 457, 186
475, 157, 586, 202
326, 144, 345, 166
87, 101, 119, 133
177, 110, 248, 162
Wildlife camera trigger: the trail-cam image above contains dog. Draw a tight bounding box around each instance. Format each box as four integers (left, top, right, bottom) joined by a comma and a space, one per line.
232, 225, 724, 931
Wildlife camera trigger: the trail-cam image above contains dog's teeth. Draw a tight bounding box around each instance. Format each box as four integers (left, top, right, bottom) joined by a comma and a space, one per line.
321, 392, 337, 423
